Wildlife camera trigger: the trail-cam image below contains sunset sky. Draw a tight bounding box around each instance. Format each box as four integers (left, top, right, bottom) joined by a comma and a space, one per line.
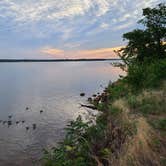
0, 0, 164, 59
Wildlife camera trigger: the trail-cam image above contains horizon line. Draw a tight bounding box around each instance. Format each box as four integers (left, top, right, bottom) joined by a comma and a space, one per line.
0, 58, 121, 62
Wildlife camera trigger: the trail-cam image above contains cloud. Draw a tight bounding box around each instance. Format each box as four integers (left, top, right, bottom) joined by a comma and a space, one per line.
41, 47, 64, 55
0, 0, 111, 23
113, 21, 134, 31
100, 23, 109, 29
40, 46, 124, 59
0, 0, 163, 53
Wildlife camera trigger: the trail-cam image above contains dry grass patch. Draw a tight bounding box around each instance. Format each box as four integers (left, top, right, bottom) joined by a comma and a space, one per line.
109, 97, 165, 166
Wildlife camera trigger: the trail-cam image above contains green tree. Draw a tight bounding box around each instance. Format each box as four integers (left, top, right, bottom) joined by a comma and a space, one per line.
118, 29, 154, 64
117, 3, 166, 65
139, 3, 166, 58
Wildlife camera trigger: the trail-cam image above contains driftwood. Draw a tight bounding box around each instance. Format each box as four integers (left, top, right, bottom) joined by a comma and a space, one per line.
80, 104, 97, 110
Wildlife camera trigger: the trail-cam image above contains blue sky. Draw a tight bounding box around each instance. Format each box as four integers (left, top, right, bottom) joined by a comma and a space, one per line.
0, 0, 164, 59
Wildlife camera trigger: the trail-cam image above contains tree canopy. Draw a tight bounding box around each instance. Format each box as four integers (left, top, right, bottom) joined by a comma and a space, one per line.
118, 3, 166, 65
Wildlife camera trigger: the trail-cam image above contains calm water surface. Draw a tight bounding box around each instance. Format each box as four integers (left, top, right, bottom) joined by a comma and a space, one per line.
0, 61, 124, 166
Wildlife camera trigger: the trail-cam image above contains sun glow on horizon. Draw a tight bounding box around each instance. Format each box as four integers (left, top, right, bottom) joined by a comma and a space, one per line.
40, 46, 124, 59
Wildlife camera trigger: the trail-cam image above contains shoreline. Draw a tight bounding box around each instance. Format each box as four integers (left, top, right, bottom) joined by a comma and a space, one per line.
43, 71, 166, 165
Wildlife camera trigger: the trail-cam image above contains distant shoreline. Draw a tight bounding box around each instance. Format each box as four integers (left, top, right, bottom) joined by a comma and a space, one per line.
0, 58, 121, 63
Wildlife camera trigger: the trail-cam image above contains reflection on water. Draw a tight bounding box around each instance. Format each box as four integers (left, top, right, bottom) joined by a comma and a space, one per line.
0, 61, 124, 166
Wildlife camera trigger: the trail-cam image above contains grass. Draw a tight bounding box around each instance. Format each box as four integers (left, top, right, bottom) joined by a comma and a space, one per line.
127, 89, 166, 116
107, 79, 130, 101
150, 119, 166, 131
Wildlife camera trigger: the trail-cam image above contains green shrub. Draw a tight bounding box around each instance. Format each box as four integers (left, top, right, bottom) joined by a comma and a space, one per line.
127, 63, 145, 90
107, 79, 129, 101
139, 97, 165, 115
126, 59, 166, 90
43, 114, 109, 166
150, 119, 166, 130
109, 106, 122, 116
43, 116, 94, 166
97, 103, 106, 111
127, 95, 140, 109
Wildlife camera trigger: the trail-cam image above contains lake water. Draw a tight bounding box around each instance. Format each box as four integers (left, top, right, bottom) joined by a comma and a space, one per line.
0, 61, 124, 166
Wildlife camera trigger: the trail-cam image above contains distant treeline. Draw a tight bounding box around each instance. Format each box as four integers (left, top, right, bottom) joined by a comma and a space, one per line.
0, 58, 121, 62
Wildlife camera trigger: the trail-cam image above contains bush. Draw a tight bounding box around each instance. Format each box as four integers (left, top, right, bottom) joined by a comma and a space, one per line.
150, 119, 166, 130
43, 116, 94, 166
107, 79, 130, 101
43, 114, 108, 166
109, 106, 122, 116
128, 94, 165, 115
126, 59, 166, 90
127, 95, 139, 109
97, 103, 106, 111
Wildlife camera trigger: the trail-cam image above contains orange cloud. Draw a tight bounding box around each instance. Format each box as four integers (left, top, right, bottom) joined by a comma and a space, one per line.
77, 46, 123, 58
40, 46, 124, 59
41, 48, 64, 55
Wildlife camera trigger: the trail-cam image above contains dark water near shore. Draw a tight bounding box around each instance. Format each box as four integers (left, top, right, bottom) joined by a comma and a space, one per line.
0, 61, 124, 166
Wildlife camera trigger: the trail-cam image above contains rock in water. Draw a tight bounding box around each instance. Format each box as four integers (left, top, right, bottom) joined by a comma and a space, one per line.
8, 120, 12, 126
80, 93, 85, 97
92, 94, 97, 97
32, 124, 36, 130
16, 121, 19, 124
88, 97, 92, 102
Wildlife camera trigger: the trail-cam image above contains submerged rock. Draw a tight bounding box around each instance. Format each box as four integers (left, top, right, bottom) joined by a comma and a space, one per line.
80, 93, 85, 97
104, 88, 108, 93
92, 94, 97, 97
88, 97, 92, 102
40, 110, 43, 114
8, 120, 12, 126
100, 84, 103, 88
16, 121, 19, 124
8, 115, 12, 119
32, 124, 36, 130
